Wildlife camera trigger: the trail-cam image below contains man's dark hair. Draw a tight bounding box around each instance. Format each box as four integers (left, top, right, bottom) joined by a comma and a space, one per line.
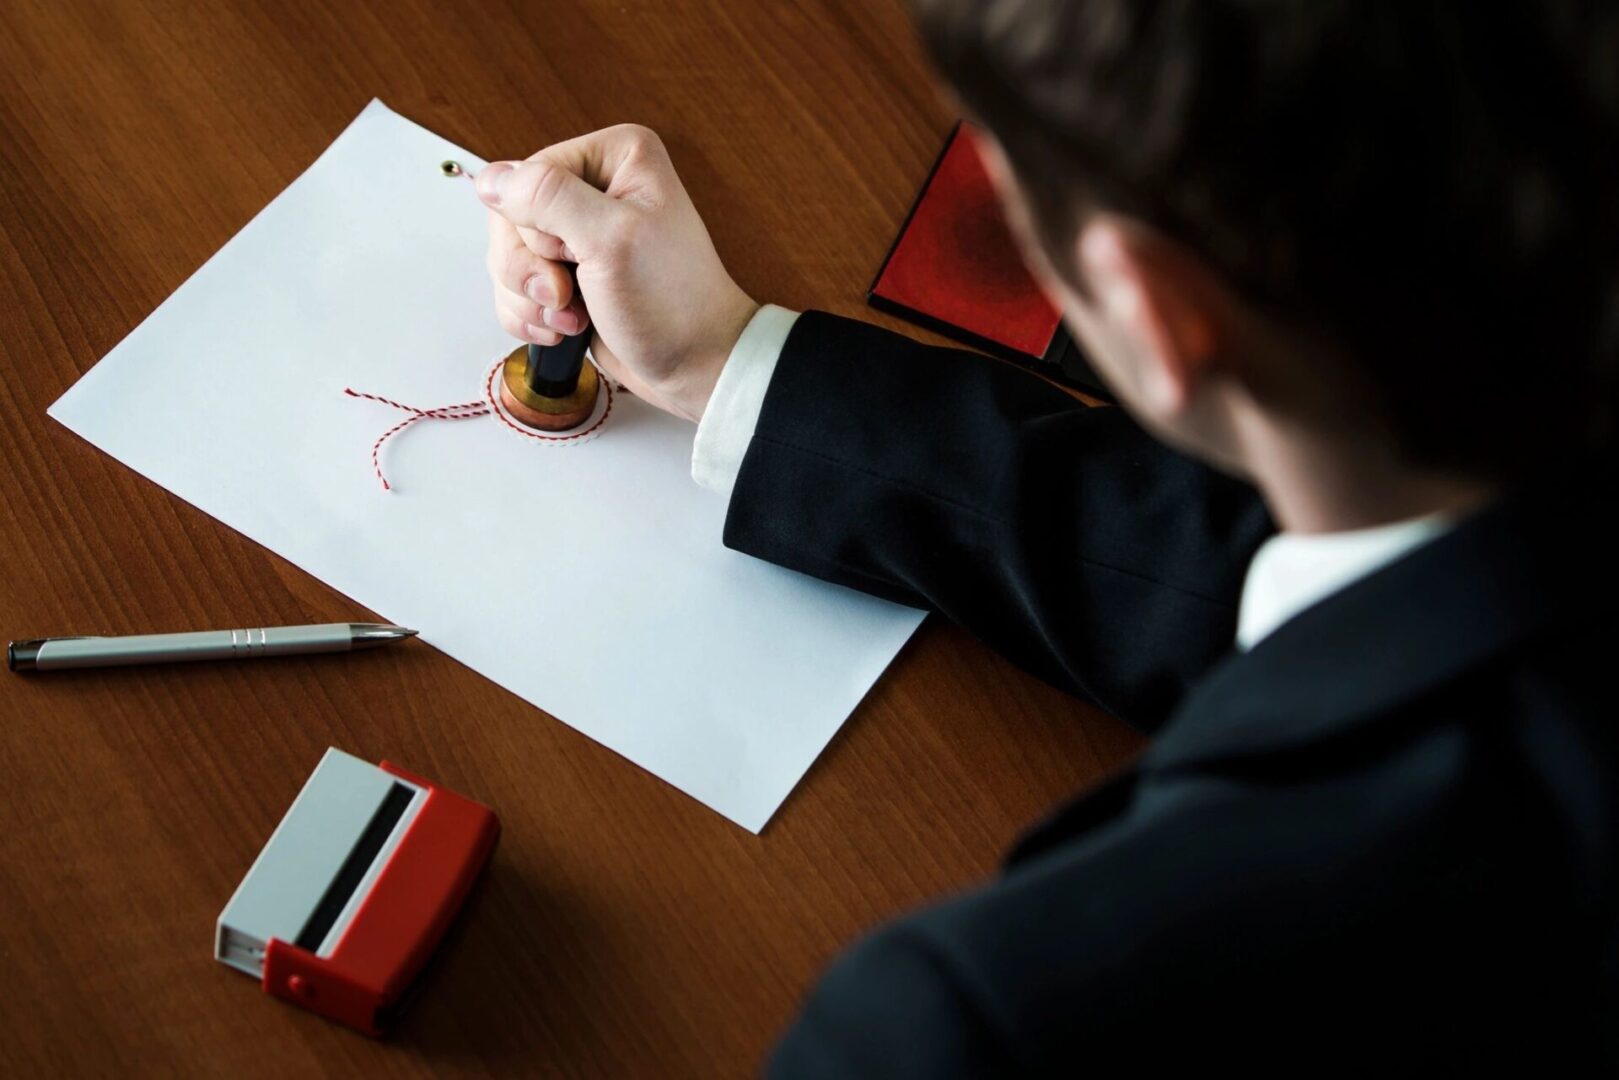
913, 0, 1619, 479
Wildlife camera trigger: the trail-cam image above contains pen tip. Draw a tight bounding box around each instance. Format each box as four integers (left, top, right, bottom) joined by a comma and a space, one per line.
401, 628, 419, 637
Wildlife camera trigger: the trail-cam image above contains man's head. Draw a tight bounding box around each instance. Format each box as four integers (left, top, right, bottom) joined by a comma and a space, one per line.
912, 0, 1619, 488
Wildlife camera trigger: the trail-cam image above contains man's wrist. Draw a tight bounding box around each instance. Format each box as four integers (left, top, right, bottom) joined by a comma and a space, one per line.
666, 292, 761, 424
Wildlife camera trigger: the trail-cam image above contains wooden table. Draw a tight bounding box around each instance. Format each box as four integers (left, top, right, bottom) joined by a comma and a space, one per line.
0, 1, 1141, 1074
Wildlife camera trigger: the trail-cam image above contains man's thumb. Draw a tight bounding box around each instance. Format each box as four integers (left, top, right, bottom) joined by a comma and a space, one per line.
474, 161, 517, 206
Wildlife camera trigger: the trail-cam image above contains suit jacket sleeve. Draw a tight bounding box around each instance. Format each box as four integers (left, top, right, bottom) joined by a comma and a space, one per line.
723, 311, 1274, 729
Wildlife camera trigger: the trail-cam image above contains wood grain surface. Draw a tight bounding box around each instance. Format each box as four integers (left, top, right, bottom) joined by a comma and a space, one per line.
0, 1, 1142, 1075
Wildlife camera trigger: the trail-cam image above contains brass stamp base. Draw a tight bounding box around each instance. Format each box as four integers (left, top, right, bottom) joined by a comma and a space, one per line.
499, 345, 600, 432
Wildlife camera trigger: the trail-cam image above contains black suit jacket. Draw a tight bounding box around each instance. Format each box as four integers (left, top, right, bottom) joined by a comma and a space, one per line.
730, 313, 1618, 1073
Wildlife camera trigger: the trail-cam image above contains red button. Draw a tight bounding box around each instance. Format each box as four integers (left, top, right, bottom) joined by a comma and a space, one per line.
287, 974, 316, 999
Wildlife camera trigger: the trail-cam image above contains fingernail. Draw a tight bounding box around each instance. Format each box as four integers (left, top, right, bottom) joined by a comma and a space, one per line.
549, 307, 579, 334
524, 276, 551, 306
524, 323, 553, 344
476, 162, 514, 205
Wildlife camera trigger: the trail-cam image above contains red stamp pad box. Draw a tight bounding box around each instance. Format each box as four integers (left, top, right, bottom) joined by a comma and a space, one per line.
868, 122, 1108, 399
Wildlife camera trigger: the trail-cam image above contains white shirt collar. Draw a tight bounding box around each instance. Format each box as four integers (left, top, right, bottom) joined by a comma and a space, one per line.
1236, 513, 1454, 651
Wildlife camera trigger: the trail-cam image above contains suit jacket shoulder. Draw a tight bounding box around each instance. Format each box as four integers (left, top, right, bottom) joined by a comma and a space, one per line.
748, 316, 1619, 1072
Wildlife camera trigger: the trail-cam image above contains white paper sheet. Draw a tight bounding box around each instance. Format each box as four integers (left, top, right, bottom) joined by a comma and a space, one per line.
48, 101, 924, 832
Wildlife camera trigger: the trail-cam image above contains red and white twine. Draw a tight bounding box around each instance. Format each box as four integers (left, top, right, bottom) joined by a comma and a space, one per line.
344, 356, 616, 491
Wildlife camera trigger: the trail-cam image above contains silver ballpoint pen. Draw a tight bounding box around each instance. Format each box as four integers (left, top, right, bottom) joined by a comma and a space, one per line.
7, 623, 418, 673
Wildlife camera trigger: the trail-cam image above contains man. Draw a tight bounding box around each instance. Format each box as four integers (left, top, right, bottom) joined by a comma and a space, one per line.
475, 1, 1617, 1071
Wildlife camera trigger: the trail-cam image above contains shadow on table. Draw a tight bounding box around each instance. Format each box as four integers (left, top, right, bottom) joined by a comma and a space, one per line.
392, 854, 617, 1072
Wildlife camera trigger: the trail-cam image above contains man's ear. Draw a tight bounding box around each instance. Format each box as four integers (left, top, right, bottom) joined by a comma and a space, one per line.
1076, 218, 1222, 415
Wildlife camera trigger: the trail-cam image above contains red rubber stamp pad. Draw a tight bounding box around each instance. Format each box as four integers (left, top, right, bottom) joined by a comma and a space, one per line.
868, 122, 1108, 398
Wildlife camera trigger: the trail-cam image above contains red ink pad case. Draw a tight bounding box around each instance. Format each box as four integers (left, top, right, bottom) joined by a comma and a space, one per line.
868, 122, 1110, 400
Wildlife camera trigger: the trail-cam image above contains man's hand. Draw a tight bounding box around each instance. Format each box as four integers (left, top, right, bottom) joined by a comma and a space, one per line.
477, 125, 759, 424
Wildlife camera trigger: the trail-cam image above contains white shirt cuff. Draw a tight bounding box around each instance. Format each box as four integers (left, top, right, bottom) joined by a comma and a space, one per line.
691, 304, 801, 496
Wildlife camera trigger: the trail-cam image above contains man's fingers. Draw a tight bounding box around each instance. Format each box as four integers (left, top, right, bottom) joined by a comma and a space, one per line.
489, 218, 580, 342
477, 156, 625, 254
487, 211, 575, 309
516, 224, 571, 262
476, 125, 668, 252
526, 124, 667, 197
552, 296, 589, 335
479, 126, 676, 365
496, 303, 562, 347
497, 287, 586, 338
499, 297, 584, 344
